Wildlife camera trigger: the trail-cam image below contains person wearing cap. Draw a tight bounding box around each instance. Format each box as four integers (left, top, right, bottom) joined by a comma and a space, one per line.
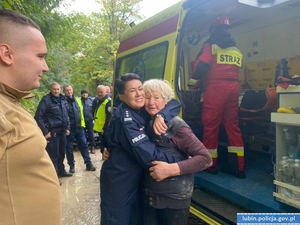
78, 89, 96, 154
190, 16, 245, 178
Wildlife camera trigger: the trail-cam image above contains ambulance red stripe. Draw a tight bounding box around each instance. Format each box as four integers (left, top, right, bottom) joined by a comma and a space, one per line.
118, 15, 179, 54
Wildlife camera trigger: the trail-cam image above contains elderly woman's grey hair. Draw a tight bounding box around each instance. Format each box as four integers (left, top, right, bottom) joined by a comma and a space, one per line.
143, 79, 174, 101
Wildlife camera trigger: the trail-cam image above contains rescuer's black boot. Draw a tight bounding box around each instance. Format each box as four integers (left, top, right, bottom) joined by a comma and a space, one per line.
221, 152, 246, 179
204, 167, 218, 174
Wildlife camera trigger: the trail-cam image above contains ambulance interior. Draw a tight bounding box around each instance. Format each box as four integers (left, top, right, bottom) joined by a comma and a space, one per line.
177, 0, 300, 212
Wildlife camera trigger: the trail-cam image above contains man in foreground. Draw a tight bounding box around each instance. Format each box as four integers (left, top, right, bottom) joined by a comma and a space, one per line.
0, 9, 61, 225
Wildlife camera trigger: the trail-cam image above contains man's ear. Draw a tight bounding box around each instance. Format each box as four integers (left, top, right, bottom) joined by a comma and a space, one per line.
119, 94, 124, 101
0, 44, 13, 65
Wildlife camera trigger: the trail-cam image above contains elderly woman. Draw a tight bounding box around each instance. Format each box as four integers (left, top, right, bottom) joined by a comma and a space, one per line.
100, 73, 183, 225
143, 79, 212, 225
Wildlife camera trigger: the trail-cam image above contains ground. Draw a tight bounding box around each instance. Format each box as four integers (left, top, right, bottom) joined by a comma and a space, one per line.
60, 149, 207, 225
61, 148, 102, 224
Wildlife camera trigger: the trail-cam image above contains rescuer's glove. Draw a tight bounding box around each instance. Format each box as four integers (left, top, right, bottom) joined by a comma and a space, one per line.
188, 78, 198, 86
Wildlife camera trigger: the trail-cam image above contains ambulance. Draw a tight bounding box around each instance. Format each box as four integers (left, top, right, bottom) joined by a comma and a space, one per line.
113, 0, 300, 222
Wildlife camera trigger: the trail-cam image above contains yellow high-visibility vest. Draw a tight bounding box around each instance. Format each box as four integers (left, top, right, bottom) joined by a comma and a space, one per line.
93, 99, 109, 132
75, 97, 86, 128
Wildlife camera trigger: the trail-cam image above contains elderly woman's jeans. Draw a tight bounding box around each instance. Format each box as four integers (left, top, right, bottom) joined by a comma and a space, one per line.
143, 203, 189, 225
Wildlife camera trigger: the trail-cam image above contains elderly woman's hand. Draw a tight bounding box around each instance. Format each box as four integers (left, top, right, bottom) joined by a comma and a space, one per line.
102, 148, 110, 161
149, 161, 180, 182
153, 115, 168, 135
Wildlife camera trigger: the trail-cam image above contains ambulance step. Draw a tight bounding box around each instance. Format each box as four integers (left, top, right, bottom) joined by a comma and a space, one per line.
191, 187, 252, 225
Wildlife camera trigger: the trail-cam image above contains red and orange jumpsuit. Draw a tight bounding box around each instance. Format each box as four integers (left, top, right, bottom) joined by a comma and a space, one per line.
192, 42, 244, 173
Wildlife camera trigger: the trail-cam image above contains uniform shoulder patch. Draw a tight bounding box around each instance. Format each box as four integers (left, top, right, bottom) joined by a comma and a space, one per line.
123, 110, 132, 123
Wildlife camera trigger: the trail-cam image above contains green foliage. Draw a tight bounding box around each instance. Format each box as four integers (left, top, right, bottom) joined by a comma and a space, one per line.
20, 89, 48, 115
1, 0, 144, 109
0, 0, 66, 35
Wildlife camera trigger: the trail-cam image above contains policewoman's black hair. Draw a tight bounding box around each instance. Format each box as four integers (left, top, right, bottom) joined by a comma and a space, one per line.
115, 73, 142, 94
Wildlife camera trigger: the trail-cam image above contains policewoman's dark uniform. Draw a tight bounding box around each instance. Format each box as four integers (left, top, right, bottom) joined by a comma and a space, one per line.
35, 93, 70, 174
100, 100, 181, 225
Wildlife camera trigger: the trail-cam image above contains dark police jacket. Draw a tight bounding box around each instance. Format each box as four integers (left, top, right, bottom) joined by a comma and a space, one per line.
100, 100, 182, 209
143, 116, 194, 209
64, 96, 82, 131
35, 93, 70, 135
65, 95, 82, 131
80, 97, 93, 121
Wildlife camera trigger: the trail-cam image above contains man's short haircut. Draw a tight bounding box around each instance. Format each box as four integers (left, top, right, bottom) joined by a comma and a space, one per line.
115, 73, 142, 94
0, 9, 40, 31
105, 86, 111, 93
63, 84, 72, 90
50, 82, 61, 89
97, 84, 106, 90
0, 9, 41, 49
143, 79, 174, 102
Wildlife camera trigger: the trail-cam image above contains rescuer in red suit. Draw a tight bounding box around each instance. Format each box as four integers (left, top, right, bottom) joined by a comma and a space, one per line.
190, 16, 245, 178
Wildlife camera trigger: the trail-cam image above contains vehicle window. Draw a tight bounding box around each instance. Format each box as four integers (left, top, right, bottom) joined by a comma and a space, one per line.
115, 41, 169, 82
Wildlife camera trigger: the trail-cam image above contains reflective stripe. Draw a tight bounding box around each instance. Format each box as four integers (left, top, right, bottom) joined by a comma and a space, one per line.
211, 44, 243, 67
228, 146, 244, 156
94, 99, 109, 132
207, 148, 218, 158
75, 97, 86, 128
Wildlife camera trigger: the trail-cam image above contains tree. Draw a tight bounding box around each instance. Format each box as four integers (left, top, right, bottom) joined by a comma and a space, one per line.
62, 1, 144, 96
89, 0, 143, 89
0, 0, 65, 32
94, 0, 144, 79
0, 0, 145, 109
0, 0, 73, 112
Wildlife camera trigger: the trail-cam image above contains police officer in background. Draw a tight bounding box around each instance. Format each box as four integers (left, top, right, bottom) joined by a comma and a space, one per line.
35, 82, 72, 178
105, 85, 112, 99
63, 85, 96, 173
190, 16, 245, 178
92, 85, 112, 155
78, 89, 96, 154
